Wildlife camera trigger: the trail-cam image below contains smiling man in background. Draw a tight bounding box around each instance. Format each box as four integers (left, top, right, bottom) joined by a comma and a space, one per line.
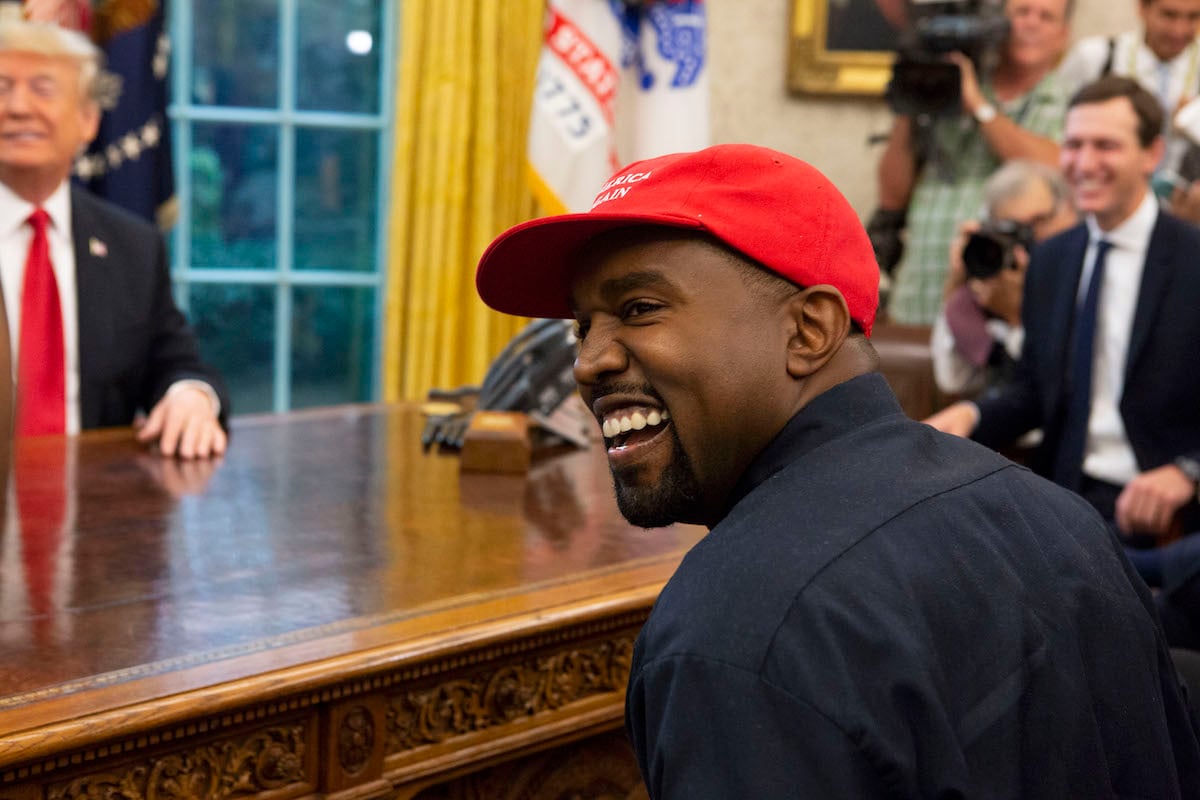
475, 143, 1200, 798
1057, 0, 1200, 193
927, 76, 1200, 542
0, 18, 227, 456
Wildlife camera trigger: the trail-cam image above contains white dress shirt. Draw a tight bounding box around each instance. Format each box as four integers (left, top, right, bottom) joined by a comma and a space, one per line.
0, 181, 83, 434
1078, 190, 1158, 486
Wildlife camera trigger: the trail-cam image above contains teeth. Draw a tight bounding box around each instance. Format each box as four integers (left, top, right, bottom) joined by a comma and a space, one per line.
600, 407, 670, 440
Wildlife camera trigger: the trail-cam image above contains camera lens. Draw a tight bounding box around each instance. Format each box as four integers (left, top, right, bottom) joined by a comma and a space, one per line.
962, 231, 1008, 280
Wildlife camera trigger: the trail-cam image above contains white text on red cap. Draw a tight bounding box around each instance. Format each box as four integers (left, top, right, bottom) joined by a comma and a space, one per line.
592, 171, 654, 208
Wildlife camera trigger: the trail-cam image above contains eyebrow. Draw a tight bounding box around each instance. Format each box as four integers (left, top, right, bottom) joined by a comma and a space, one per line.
0, 73, 61, 86
597, 269, 674, 301
571, 269, 676, 314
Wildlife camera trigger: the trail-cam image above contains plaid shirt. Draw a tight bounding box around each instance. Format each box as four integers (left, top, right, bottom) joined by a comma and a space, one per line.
887, 71, 1067, 324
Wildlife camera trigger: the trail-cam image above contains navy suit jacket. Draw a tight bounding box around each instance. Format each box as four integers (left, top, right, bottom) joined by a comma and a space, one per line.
973, 211, 1200, 491
70, 187, 229, 430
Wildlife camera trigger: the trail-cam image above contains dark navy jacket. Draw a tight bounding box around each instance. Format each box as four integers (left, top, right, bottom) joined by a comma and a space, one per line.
974, 212, 1200, 499
72, 188, 229, 429
626, 373, 1200, 798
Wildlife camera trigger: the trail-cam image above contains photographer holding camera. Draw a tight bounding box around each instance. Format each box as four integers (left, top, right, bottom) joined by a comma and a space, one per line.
931, 160, 1077, 396
874, 0, 1072, 325
926, 76, 1200, 544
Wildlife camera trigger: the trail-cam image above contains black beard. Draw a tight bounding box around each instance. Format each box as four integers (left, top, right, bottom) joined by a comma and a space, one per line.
609, 425, 702, 528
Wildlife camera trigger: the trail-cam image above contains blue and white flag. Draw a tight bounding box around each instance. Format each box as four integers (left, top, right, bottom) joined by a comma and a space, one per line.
527, 0, 709, 214
71, 1, 175, 228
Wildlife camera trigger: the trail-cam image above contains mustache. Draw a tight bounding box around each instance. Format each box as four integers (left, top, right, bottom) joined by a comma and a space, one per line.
586, 380, 666, 406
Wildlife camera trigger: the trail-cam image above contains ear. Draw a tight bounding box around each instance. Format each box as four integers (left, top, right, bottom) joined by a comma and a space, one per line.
79, 101, 101, 147
1145, 136, 1166, 175
784, 285, 852, 380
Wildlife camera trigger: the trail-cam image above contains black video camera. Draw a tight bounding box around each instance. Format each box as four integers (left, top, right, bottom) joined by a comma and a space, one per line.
961, 219, 1035, 280
885, 0, 1010, 118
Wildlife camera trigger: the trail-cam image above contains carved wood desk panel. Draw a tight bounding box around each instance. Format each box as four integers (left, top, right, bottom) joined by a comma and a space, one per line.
0, 406, 704, 800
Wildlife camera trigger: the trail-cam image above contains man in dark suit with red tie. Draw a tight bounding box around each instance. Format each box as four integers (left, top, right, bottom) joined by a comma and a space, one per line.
0, 17, 227, 457
927, 76, 1200, 543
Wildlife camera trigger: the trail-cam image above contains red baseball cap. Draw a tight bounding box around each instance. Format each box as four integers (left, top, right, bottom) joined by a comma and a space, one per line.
475, 143, 880, 335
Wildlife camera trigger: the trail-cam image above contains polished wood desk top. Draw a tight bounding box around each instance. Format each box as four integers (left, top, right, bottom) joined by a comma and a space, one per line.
0, 405, 704, 769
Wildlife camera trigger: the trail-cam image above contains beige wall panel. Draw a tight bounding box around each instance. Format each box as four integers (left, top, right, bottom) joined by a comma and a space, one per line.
708, 0, 1139, 216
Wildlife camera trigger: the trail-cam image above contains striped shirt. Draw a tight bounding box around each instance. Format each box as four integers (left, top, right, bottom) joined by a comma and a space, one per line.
888, 70, 1067, 325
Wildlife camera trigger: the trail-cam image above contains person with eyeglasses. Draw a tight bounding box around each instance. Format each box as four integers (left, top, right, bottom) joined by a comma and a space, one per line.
930, 159, 1078, 397
927, 76, 1200, 550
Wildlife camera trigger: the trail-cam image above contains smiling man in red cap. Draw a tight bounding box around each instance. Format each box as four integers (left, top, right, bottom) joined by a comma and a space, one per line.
476, 144, 1200, 798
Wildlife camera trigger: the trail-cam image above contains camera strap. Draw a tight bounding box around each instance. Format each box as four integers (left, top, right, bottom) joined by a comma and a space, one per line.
1101, 37, 1116, 77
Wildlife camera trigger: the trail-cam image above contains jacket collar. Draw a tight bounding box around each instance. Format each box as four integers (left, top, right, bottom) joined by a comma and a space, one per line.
721, 373, 903, 524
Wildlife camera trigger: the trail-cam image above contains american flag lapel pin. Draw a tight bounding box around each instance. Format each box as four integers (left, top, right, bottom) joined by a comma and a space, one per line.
89, 237, 108, 257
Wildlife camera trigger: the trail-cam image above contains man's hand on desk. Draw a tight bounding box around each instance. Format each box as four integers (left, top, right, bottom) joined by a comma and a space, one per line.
136, 385, 227, 459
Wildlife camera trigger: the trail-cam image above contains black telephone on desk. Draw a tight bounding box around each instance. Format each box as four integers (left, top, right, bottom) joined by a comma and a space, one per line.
422, 318, 583, 452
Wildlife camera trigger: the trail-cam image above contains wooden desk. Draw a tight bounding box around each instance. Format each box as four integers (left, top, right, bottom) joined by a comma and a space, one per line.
0, 407, 704, 800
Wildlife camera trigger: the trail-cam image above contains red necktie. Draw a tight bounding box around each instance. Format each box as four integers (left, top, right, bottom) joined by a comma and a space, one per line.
16, 208, 65, 436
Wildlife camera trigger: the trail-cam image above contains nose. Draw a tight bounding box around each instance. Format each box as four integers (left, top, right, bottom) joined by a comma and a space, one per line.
1078, 145, 1102, 171
1066, 144, 1098, 174
572, 319, 628, 389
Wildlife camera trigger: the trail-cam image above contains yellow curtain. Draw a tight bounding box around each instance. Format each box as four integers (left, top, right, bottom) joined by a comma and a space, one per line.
383, 0, 547, 402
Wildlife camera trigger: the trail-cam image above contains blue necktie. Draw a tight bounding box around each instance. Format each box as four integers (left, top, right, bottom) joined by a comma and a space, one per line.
1053, 239, 1112, 491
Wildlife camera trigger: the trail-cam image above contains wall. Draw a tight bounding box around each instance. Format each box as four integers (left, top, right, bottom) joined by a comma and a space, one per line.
707, 0, 1138, 216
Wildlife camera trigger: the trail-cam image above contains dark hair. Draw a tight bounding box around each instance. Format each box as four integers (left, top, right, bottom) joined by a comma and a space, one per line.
1067, 76, 1164, 148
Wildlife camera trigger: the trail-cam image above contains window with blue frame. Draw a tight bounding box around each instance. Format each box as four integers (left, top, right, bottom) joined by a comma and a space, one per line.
168, 0, 394, 413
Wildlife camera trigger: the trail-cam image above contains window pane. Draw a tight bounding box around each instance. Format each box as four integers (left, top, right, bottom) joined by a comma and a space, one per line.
191, 123, 278, 270
297, 0, 382, 114
293, 128, 378, 272
290, 287, 376, 409
189, 284, 277, 414
192, 0, 279, 108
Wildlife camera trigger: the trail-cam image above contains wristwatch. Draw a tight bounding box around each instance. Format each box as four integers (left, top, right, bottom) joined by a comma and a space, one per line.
973, 103, 997, 125
1175, 456, 1200, 500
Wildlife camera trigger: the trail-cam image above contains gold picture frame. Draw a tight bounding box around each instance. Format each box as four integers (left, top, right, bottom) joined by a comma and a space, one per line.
788, 0, 899, 97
